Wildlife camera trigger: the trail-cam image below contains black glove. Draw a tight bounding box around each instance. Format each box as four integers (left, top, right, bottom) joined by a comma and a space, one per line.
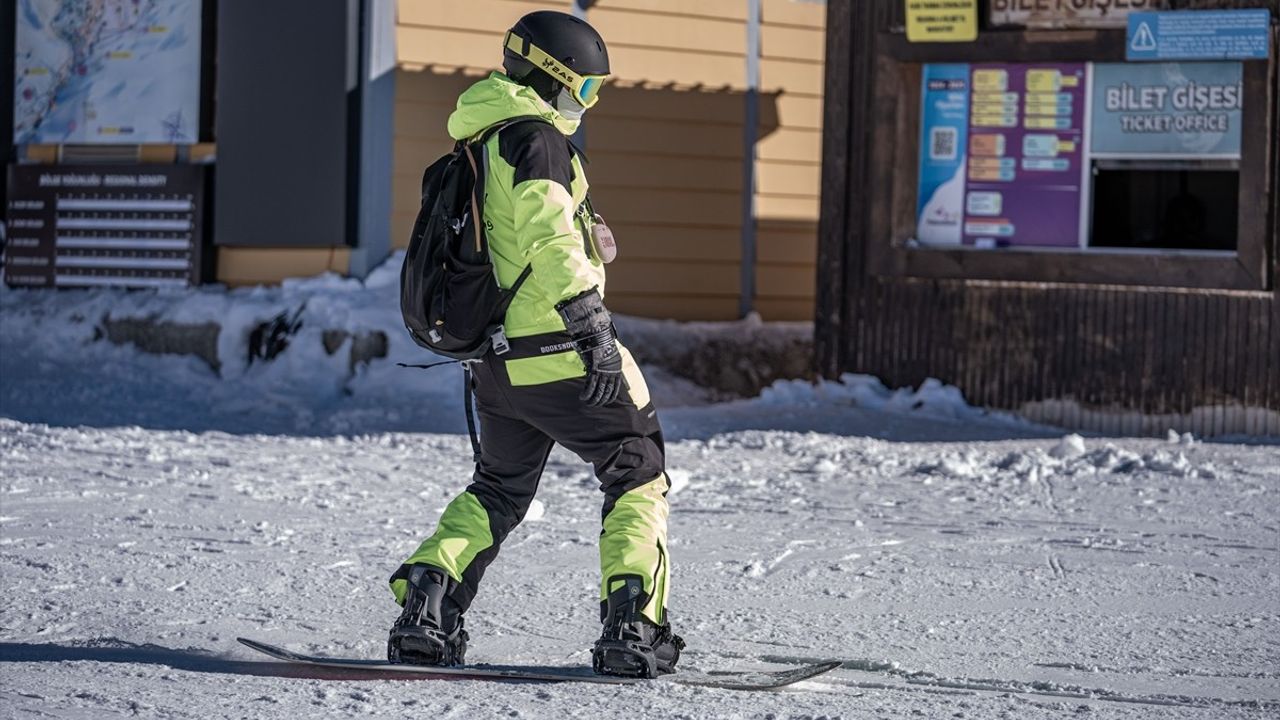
556, 288, 624, 407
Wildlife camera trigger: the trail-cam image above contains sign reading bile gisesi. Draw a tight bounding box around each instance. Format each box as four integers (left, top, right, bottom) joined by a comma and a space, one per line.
990, 0, 1162, 28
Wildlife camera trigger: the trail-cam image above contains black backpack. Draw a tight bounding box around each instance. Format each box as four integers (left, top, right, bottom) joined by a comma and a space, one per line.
399, 117, 542, 360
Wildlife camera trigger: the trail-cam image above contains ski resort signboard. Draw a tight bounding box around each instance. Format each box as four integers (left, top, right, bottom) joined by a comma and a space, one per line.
3, 164, 207, 288
988, 0, 1160, 29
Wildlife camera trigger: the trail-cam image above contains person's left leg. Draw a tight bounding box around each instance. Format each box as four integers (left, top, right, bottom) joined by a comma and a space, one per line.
506, 345, 682, 676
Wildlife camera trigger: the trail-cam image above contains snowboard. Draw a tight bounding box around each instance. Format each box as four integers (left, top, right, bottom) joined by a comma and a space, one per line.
237, 637, 840, 691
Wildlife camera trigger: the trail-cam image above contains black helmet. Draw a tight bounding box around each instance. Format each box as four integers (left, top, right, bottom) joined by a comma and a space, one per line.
503, 11, 610, 107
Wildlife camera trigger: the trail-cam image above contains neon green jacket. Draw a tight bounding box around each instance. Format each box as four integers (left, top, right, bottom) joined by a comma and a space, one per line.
447, 73, 629, 387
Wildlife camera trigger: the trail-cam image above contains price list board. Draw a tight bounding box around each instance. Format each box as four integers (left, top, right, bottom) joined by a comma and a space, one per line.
963, 63, 1088, 248
4, 165, 207, 288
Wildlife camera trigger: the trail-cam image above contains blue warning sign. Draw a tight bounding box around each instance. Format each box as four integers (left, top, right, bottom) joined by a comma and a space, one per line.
1127, 10, 1271, 62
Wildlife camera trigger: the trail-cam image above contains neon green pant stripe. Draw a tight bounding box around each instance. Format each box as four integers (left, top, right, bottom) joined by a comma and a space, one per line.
397, 491, 494, 596
504, 350, 585, 386
600, 474, 670, 624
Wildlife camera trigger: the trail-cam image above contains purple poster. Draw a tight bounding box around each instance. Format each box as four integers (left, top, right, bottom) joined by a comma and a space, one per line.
961, 63, 1087, 248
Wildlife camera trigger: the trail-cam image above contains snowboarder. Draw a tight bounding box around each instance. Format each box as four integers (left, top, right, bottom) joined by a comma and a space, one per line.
386, 11, 682, 679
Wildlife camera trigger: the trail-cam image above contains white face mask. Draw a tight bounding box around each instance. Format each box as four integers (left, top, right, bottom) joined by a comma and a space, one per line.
555, 87, 587, 121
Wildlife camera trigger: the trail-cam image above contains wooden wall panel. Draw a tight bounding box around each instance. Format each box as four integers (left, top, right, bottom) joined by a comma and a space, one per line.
750, 0, 826, 322
761, 58, 824, 95
397, 27, 502, 70
757, 160, 821, 197
593, 0, 748, 22
757, 221, 818, 264
608, 293, 740, 321
398, 0, 566, 32
606, 45, 746, 89
757, 128, 823, 163
775, 95, 824, 130
835, 279, 1280, 436
587, 153, 744, 192
589, 8, 745, 55
216, 247, 350, 286
762, 24, 826, 62
605, 259, 739, 296
756, 194, 821, 222
601, 225, 741, 262
761, 0, 828, 28
755, 297, 815, 321
756, 264, 815, 298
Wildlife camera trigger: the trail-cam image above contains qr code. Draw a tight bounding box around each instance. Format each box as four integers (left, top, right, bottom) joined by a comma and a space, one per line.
930, 127, 958, 161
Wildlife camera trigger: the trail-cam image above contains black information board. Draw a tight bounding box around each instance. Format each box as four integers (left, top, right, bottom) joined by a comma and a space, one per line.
3, 164, 207, 288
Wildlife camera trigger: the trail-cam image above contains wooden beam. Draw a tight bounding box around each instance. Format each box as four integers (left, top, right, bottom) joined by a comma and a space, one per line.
814, 0, 855, 378
876, 248, 1266, 291
1237, 57, 1272, 289
880, 27, 1128, 63
1272, 25, 1280, 293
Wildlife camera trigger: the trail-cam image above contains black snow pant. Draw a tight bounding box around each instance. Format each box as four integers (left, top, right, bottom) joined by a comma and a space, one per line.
390, 338, 671, 625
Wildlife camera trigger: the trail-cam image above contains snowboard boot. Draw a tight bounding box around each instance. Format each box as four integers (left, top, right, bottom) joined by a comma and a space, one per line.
592, 576, 684, 679
387, 564, 468, 666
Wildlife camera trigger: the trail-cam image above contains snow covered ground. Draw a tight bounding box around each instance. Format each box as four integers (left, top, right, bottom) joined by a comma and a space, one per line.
1, 274, 1277, 719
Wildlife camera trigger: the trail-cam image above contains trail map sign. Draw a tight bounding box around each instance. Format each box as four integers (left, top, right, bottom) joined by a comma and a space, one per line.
14, 0, 203, 144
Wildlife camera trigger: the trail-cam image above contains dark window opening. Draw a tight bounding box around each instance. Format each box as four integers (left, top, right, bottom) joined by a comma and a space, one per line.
1090, 165, 1239, 252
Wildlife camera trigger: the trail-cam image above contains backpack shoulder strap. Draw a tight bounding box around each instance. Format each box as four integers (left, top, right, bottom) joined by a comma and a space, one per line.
471, 116, 552, 294
472, 115, 552, 147
467, 116, 551, 245
567, 136, 589, 165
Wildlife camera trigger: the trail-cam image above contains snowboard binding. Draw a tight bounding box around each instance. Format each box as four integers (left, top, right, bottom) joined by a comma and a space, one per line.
387, 565, 468, 666
592, 575, 683, 679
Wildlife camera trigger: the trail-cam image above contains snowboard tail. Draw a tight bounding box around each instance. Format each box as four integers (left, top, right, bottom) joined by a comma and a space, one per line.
236, 637, 839, 691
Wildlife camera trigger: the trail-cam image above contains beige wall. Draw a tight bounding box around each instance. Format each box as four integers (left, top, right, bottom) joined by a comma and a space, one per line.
217, 247, 351, 287
394, 0, 824, 321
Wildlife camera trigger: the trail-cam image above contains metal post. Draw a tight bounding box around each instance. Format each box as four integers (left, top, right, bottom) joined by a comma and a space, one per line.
349, 0, 396, 277
739, 0, 761, 318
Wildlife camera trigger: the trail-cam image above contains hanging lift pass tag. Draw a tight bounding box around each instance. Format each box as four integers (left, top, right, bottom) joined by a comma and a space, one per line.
590, 214, 618, 263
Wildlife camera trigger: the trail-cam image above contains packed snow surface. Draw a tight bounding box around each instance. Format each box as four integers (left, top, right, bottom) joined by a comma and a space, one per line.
1, 275, 1278, 719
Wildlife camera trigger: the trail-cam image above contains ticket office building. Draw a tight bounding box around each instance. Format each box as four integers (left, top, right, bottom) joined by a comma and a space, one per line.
817, 1, 1279, 436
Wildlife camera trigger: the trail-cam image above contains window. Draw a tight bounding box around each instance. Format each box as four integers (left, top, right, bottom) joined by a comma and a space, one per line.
1090, 162, 1239, 252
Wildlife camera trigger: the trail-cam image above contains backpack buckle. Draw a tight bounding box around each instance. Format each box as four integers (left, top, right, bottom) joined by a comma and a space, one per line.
491, 326, 510, 355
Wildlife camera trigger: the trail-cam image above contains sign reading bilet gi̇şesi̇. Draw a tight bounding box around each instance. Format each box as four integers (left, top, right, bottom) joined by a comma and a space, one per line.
1127, 10, 1271, 62
1090, 62, 1243, 158
989, 0, 1159, 29
906, 0, 978, 42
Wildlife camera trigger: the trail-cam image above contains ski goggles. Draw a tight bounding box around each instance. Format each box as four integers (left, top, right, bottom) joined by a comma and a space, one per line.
504, 31, 607, 109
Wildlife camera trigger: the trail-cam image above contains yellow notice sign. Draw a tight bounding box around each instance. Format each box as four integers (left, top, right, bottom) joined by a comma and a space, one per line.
905, 0, 978, 43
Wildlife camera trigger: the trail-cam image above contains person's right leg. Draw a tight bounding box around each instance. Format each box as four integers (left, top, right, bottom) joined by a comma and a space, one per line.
500, 346, 681, 677
388, 369, 554, 665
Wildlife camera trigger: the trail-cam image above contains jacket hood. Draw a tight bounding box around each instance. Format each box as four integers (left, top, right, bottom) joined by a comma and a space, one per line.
447, 72, 580, 140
